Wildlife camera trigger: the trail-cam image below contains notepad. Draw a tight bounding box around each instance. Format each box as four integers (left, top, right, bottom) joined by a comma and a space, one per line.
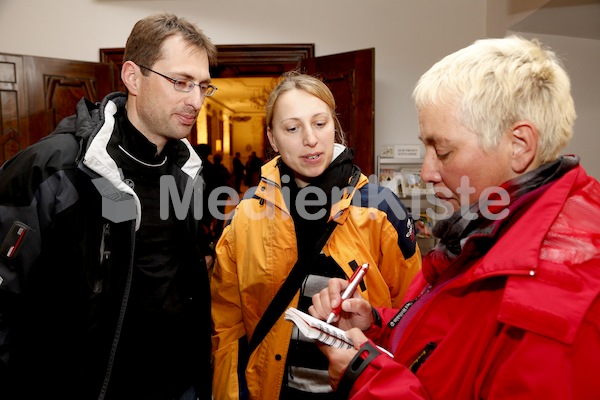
285, 307, 354, 349
284, 307, 395, 358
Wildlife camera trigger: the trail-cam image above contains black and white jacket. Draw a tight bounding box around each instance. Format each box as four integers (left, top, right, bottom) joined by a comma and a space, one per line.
0, 92, 212, 400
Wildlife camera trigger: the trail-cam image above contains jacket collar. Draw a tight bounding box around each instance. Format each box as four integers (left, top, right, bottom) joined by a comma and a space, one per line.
76, 92, 202, 230
255, 154, 366, 223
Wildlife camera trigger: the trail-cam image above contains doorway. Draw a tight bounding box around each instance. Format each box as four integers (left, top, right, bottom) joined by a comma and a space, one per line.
100, 44, 375, 175
200, 75, 278, 173
100, 44, 313, 170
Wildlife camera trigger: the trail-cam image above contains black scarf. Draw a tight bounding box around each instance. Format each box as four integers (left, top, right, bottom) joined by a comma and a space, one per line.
279, 148, 357, 257
424, 155, 579, 284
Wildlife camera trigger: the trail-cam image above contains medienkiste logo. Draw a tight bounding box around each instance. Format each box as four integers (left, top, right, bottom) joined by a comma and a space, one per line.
92, 177, 137, 223
91, 174, 512, 224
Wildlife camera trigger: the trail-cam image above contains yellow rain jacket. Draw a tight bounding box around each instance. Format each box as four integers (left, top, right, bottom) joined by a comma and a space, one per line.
211, 156, 421, 400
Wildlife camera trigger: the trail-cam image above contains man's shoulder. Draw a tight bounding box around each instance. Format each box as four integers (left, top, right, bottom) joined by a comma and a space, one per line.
20, 133, 79, 164
0, 133, 80, 194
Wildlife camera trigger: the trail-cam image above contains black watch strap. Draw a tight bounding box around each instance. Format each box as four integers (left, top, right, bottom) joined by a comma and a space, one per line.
336, 341, 382, 398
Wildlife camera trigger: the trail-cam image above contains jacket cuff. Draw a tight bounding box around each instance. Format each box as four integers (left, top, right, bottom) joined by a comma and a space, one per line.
371, 306, 382, 328
336, 341, 382, 398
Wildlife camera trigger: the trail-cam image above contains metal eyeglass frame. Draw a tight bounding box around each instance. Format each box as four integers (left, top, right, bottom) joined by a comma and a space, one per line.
138, 65, 217, 97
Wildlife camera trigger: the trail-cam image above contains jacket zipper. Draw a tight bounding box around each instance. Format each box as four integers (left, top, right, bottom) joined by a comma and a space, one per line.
97, 222, 136, 400
409, 342, 437, 373
95, 223, 111, 294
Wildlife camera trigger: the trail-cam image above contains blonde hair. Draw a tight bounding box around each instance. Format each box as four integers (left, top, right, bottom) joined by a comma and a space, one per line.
265, 70, 345, 145
413, 35, 576, 163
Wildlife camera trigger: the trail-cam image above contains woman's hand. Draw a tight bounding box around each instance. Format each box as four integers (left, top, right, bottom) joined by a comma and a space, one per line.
317, 328, 370, 391
309, 277, 374, 331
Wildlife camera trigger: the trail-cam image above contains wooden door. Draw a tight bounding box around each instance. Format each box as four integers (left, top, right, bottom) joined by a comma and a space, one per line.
0, 54, 28, 164
0, 53, 113, 164
303, 48, 375, 176
24, 56, 113, 146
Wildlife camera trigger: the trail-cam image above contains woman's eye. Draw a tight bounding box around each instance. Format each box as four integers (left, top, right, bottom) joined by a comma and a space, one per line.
314, 119, 329, 128
286, 126, 298, 133
436, 152, 449, 160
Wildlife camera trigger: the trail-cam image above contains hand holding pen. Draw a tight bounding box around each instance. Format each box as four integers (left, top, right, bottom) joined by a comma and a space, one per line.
326, 263, 369, 324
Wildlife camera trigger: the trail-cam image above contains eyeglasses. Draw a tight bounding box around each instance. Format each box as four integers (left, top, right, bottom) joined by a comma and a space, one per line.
138, 65, 217, 97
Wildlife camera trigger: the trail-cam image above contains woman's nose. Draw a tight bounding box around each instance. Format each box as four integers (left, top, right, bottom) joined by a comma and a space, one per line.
420, 151, 441, 184
303, 127, 318, 147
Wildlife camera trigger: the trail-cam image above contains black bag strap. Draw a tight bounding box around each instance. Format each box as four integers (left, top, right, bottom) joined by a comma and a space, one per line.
245, 219, 337, 359
242, 166, 361, 367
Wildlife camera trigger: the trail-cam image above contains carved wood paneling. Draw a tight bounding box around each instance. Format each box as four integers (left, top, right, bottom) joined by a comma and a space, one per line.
210, 44, 315, 78
100, 44, 315, 92
0, 54, 27, 165
44, 75, 97, 131
0, 52, 113, 164
24, 55, 113, 145
99, 47, 125, 93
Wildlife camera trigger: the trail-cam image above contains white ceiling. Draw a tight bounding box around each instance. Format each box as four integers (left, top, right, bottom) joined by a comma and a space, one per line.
510, 0, 600, 40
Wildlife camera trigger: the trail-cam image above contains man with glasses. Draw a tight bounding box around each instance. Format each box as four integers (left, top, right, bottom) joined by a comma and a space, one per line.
0, 13, 217, 400
137, 64, 218, 97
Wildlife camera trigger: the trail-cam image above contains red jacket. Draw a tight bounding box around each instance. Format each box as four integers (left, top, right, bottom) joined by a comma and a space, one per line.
350, 164, 600, 399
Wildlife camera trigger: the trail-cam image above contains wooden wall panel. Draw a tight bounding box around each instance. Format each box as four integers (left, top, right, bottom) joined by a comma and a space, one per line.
303, 48, 375, 176
0, 54, 28, 165
0, 53, 113, 165
24, 56, 113, 145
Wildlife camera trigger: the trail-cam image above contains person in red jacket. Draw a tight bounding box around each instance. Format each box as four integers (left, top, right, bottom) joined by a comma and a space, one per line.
309, 35, 600, 399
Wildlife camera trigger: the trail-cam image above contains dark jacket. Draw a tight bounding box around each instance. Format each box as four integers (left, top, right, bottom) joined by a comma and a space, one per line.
0, 92, 212, 400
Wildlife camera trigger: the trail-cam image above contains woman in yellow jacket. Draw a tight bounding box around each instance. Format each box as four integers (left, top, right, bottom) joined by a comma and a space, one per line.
211, 71, 421, 400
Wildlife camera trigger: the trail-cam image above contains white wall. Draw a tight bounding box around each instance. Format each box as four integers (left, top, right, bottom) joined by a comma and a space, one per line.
1, 0, 598, 177
514, 33, 600, 177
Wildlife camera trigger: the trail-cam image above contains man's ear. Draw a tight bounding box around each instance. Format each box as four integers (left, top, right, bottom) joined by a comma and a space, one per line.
511, 122, 538, 174
267, 128, 278, 153
121, 61, 140, 95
